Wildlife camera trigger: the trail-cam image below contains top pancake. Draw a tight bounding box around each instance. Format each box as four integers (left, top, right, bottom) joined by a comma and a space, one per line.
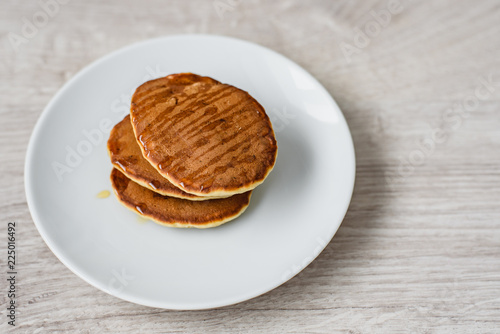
130, 73, 278, 197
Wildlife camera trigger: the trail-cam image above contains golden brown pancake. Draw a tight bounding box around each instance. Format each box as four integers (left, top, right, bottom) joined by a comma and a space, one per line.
107, 115, 222, 200
110, 168, 252, 228
130, 73, 278, 197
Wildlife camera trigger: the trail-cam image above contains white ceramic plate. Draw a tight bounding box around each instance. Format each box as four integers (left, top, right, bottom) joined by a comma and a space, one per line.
25, 35, 355, 310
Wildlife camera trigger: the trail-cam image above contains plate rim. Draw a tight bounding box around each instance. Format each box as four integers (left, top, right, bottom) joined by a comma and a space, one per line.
24, 34, 356, 310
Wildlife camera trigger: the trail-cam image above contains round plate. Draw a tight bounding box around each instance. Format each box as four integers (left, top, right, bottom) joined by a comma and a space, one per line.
25, 35, 355, 310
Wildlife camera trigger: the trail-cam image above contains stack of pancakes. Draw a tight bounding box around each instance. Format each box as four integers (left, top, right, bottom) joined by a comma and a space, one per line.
107, 73, 277, 228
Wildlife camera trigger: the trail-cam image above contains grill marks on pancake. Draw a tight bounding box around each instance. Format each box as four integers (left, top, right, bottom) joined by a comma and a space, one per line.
137, 86, 259, 174
153, 97, 263, 189
138, 85, 234, 143
178, 118, 261, 180
130, 73, 277, 195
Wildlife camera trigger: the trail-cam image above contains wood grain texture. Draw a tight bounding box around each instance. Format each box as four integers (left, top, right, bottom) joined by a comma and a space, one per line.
1, 0, 499, 333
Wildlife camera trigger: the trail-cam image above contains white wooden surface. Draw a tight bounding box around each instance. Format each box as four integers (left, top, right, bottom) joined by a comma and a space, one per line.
1, 0, 500, 333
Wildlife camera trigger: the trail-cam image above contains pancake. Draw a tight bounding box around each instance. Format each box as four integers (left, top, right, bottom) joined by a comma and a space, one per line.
110, 168, 252, 228
107, 115, 222, 200
130, 73, 278, 197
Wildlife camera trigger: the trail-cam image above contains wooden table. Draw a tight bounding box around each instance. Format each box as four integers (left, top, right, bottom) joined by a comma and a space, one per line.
1, 0, 499, 332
